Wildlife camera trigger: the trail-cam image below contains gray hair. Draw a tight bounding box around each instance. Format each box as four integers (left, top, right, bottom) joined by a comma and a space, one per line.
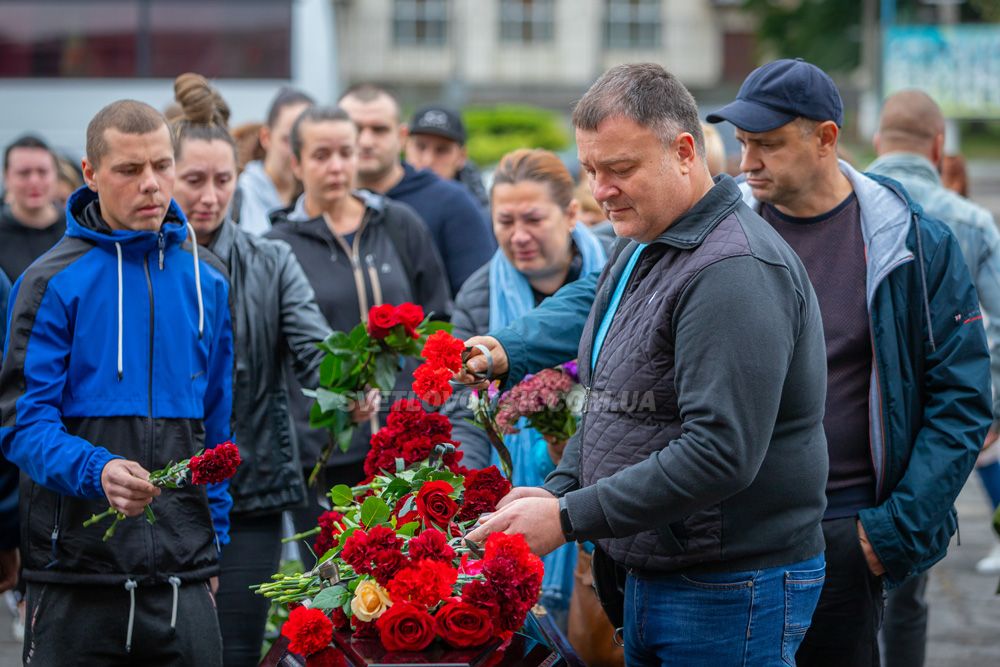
572, 63, 705, 157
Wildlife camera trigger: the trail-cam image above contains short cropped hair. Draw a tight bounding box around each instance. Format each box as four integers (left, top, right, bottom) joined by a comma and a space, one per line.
573, 63, 705, 157
289, 106, 354, 160
338, 83, 402, 122
86, 100, 167, 167
4, 134, 54, 173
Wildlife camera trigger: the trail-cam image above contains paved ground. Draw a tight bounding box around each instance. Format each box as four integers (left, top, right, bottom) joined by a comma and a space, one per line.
0, 162, 998, 666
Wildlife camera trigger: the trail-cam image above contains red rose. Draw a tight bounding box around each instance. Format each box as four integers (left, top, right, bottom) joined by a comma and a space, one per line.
420, 331, 465, 372
386, 559, 458, 607
412, 364, 455, 406
395, 303, 425, 338
434, 600, 494, 648
306, 646, 348, 667
189, 441, 241, 485
376, 602, 436, 652
281, 606, 333, 657
368, 304, 400, 339
416, 481, 458, 527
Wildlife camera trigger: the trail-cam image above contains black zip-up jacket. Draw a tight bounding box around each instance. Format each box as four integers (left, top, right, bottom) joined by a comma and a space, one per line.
546, 176, 829, 574
266, 192, 452, 467
206, 221, 330, 515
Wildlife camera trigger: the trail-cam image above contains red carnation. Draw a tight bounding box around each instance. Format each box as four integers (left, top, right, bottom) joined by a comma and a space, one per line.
330, 608, 349, 631
371, 548, 409, 587
340, 526, 404, 576
368, 304, 399, 339
386, 559, 458, 607
435, 599, 494, 648
352, 619, 379, 639
306, 647, 348, 667
413, 364, 455, 407
189, 441, 241, 485
395, 303, 425, 338
420, 331, 464, 372
457, 466, 512, 522
415, 481, 458, 527
376, 602, 436, 652
281, 606, 333, 657
408, 529, 455, 563
313, 511, 345, 558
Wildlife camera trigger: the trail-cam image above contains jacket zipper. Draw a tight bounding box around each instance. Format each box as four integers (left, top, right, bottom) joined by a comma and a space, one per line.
46, 495, 62, 568
868, 317, 887, 503
324, 211, 372, 320
143, 255, 157, 570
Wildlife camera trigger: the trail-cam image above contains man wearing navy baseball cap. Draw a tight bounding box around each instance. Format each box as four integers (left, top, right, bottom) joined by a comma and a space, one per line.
709, 59, 991, 666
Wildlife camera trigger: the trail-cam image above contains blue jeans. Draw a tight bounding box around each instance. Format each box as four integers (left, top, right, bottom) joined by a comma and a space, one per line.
624, 553, 826, 667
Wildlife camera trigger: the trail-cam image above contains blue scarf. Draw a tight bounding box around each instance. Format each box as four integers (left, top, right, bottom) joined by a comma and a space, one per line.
487, 222, 607, 610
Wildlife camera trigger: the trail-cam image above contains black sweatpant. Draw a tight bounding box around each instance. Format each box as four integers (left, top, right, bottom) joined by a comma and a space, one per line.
216, 512, 283, 667
796, 516, 886, 667
24, 579, 221, 666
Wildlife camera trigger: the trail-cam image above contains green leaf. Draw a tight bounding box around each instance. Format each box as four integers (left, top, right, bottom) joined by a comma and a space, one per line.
382, 477, 412, 500
349, 322, 370, 347
374, 353, 398, 393
395, 457, 405, 473
421, 320, 453, 335
360, 496, 391, 527
397, 521, 420, 537
336, 426, 353, 454
308, 402, 336, 429
328, 484, 354, 507
315, 388, 351, 414
312, 585, 350, 611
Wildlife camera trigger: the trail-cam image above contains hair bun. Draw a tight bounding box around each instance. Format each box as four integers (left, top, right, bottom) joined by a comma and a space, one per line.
174, 72, 230, 128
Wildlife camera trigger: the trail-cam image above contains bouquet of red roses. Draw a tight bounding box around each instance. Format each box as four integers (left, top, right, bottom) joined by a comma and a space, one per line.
306, 302, 451, 485
83, 441, 241, 541
253, 400, 543, 659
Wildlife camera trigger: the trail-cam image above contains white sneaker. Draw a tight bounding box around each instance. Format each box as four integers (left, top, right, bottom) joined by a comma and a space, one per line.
975, 543, 1000, 574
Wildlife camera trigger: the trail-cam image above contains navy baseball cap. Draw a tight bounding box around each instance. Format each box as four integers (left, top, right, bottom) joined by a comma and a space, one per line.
706, 58, 844, 133
409, 105, 466, 144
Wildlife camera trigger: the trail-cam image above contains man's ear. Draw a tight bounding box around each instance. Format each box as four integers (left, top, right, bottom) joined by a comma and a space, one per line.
675, 133, 697, 171
259, 124, 272, 152
458, 145, 469, 169
816, 121, 840, 157
81, 158, 98, 192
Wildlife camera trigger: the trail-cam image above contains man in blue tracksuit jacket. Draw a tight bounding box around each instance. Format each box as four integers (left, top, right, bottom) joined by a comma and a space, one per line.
462, 60, 990, 667
0, 100, 233, 665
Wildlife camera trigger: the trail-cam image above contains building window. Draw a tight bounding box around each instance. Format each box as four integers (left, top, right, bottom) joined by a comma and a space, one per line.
393, 0, 448, 46
0, 0, 292, 79
500, 0, 554, 44
605, 0, 661, 49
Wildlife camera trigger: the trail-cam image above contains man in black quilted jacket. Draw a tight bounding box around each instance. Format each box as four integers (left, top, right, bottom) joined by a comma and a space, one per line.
467, 63, 830, 667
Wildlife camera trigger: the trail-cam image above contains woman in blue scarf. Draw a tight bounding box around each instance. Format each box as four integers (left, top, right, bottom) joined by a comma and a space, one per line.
446, 148, 608, 631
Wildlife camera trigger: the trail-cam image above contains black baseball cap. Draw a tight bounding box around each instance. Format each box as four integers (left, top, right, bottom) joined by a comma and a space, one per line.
706, 58, 844, 133
409, 105, 466, 144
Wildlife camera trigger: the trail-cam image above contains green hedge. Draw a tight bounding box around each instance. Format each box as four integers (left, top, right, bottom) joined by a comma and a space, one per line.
462, 105, 571, 166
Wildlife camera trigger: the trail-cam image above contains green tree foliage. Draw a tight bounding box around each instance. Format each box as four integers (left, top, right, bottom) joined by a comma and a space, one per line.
462, 105, 570, 166
742, 0, 997, 76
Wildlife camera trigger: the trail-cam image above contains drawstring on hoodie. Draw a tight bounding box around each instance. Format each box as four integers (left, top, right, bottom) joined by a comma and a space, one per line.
124, 578, 137, 653
186, 224, 204, 339
168, 576, 181, 629
115, 242, 124, 381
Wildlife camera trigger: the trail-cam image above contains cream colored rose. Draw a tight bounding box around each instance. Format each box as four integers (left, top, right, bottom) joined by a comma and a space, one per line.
351, 579, 392, 622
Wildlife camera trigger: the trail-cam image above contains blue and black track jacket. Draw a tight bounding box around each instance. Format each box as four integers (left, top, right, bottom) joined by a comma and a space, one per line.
0, 187, 234, 585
